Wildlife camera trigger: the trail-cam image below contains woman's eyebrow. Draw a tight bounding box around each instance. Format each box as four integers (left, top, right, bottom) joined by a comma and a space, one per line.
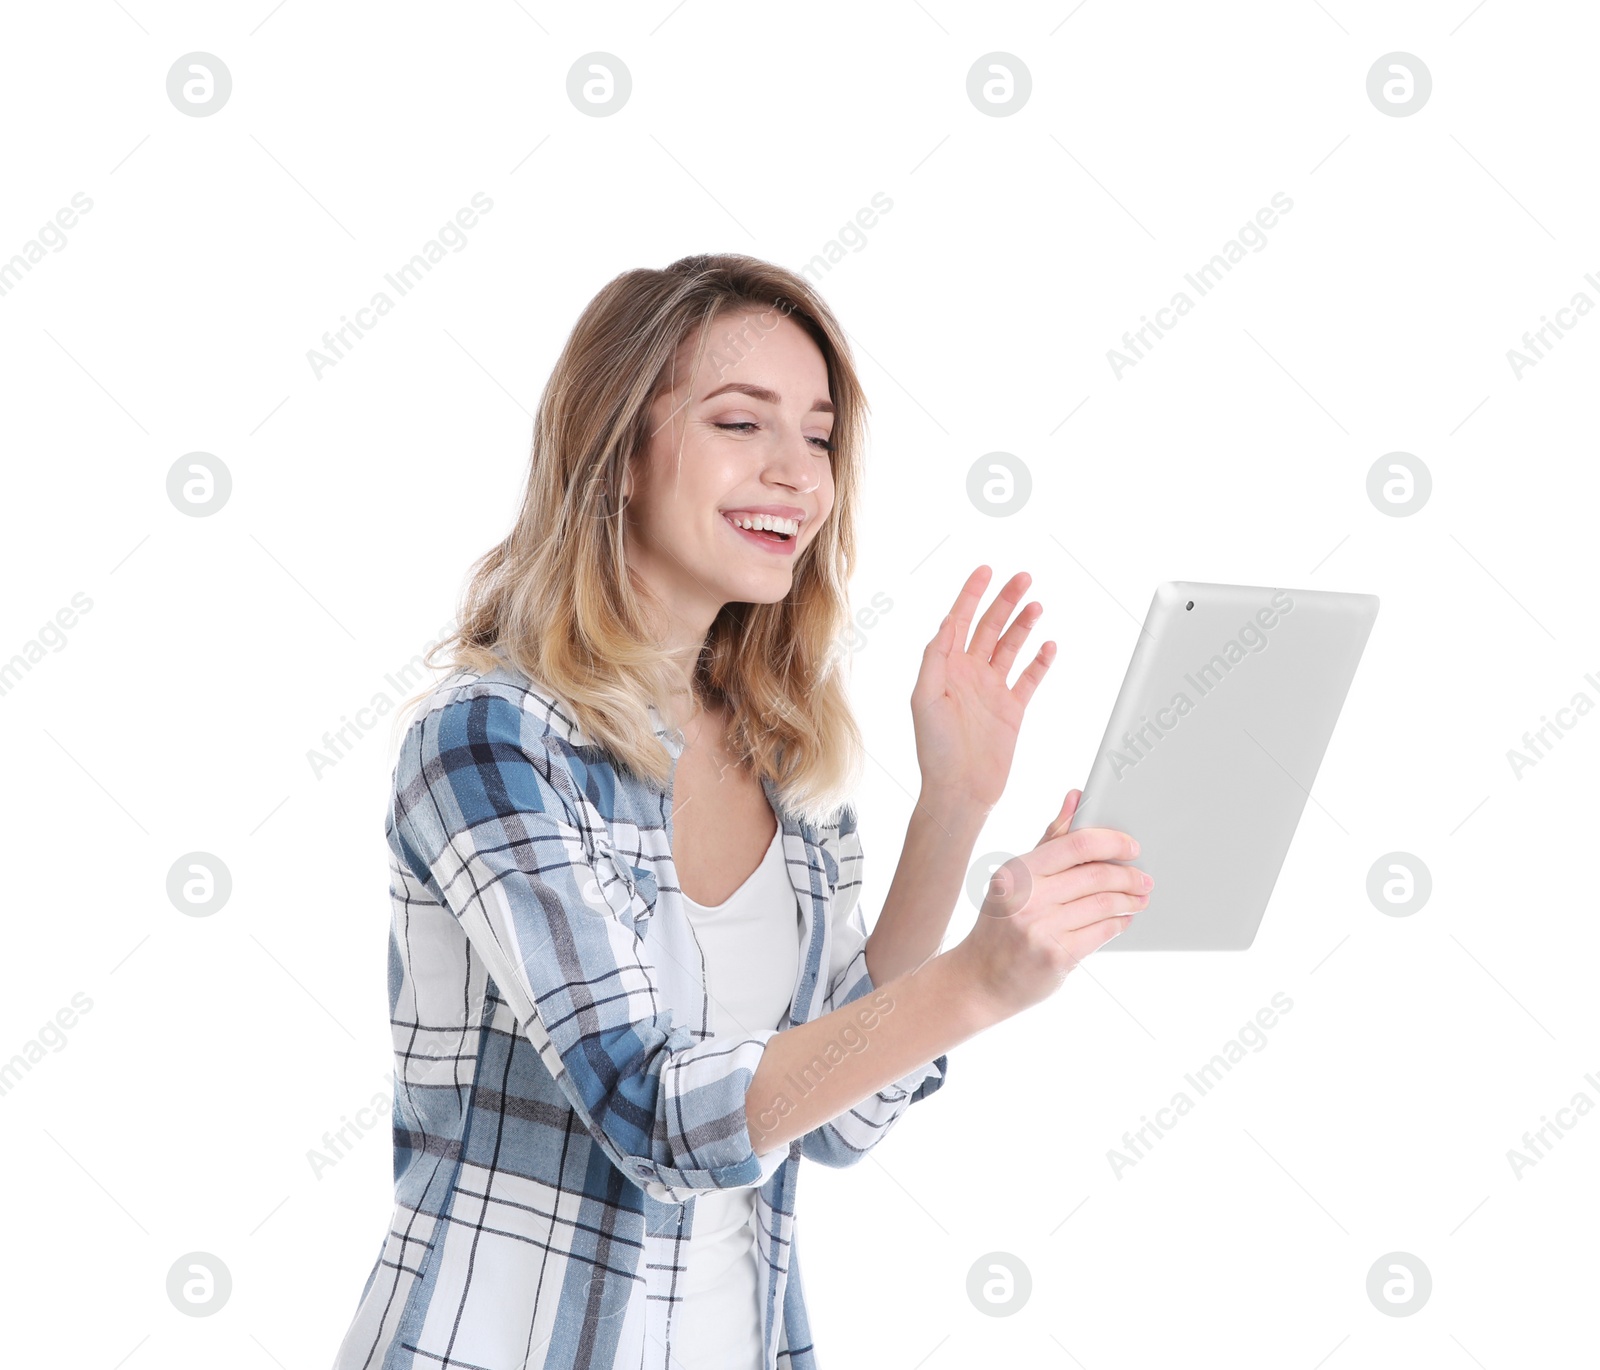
701, 380, 835, 415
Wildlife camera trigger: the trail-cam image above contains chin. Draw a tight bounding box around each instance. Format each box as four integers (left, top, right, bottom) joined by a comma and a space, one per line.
738, 578, 793, 601
720, 571, 794, 606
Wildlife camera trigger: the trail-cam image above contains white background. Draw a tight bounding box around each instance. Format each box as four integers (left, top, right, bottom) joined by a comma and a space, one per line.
1, 1, 1595, 1365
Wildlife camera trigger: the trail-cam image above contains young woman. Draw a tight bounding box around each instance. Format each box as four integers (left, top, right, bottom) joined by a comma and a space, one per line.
332, 253, 1149, 1370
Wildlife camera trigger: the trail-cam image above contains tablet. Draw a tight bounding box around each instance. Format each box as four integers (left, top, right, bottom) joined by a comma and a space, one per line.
1066, 581, 1379, 950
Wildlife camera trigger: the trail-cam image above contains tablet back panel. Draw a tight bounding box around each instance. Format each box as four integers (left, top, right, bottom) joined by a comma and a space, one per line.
1067, 581, 1378, 950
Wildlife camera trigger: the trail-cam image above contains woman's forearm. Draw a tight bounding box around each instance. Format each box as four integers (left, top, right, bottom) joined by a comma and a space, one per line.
862, 791, 988, 988
744, 942, 998, 1155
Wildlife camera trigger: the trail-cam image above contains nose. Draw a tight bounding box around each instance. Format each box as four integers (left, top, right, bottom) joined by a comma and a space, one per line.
765, 424, 823, 494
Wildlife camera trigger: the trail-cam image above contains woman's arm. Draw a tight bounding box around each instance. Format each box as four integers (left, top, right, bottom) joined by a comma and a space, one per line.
751, 793, 1148, 1157
862, 790, 988, 988
867, 565, 1057, 984
392, 688, 799, 1204
746, 942, 997, 1156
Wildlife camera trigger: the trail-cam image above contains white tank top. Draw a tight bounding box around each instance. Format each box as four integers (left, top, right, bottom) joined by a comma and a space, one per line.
671, 813, 802, 1368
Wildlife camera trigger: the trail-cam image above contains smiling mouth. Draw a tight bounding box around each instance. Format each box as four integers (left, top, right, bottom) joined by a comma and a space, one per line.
723, 515, 797, 550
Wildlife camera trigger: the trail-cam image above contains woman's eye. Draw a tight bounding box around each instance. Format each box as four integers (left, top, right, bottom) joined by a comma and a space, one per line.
713, 421, 833, 454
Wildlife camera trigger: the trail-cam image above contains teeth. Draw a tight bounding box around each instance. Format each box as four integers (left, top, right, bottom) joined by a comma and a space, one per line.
726, 513, 799, 537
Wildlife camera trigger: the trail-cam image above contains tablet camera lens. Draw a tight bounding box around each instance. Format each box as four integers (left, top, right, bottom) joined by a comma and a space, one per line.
1185, 600, 1194, 610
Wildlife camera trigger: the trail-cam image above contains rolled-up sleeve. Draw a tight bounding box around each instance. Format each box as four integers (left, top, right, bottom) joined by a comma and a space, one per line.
388, 687, 783, 1205
799, 803, 948, 1169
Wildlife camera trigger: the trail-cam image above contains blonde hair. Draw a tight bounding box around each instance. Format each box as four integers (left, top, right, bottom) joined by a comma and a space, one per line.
394, 252, 868, 826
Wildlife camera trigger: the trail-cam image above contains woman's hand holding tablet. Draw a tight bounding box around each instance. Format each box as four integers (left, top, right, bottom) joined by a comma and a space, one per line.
945, 790, 1152, 1020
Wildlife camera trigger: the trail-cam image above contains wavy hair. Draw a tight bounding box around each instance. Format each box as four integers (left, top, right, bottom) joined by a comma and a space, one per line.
392, 252, 868, 826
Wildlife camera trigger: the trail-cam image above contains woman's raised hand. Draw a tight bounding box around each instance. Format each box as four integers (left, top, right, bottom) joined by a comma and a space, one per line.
910, 566, 1057, 812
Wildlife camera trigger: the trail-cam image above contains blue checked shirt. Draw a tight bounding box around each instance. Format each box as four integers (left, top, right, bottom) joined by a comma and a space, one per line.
333, 662, 948, 1370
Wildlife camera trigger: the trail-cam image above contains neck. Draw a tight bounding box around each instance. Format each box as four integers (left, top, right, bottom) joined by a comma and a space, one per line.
649, 624, 705, 735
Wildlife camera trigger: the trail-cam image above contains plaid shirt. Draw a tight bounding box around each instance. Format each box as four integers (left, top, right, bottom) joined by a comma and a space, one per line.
333, 662, 948, 1370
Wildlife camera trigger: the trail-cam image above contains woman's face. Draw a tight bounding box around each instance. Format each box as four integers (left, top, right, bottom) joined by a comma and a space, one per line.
624, 308, 837, 633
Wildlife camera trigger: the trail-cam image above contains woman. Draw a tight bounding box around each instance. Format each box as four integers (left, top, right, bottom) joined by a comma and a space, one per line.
333, 253, 1149, 1370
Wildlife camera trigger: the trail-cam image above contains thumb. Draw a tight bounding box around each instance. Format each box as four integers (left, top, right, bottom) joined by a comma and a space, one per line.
1041, 788, 1083, 844
912, 617, 950, 706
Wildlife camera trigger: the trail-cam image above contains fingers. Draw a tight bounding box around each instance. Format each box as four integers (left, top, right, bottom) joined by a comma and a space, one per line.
1008, 827, 1150, 936
1048, 909, 1137, 978
1039, 824, 1141, 875
968, 570, 1033, 663
1051, 879, 1150, 936
944, 567, 1043, 671
1008, 639, 1057, 710
943, 566, 994, 655
1040, 788, 1082, 845
1056, 858, 1152, 908
988, 606, 1043, 678
1068, 915, 1132, 960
